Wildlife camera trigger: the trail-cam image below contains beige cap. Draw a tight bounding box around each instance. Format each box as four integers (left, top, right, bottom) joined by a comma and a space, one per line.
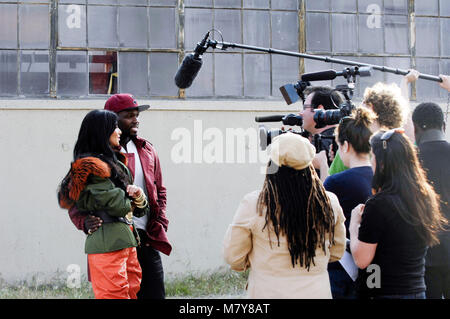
269, 132, 316, 170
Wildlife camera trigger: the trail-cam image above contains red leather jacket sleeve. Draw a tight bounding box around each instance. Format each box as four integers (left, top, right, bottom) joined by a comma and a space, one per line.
154, 151, 169, 230
68, 205, 88, 234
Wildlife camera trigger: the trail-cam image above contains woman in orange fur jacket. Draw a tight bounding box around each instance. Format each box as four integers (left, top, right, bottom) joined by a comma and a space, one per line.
58, 109, 149, 299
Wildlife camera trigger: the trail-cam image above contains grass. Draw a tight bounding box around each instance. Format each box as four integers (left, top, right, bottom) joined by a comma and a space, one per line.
0, 268, 248, 299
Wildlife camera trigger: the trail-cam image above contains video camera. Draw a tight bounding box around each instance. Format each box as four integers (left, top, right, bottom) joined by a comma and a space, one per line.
256, 66, 372, 151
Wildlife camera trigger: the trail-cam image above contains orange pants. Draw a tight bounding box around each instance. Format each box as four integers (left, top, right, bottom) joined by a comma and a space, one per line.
88, 247, 142, 299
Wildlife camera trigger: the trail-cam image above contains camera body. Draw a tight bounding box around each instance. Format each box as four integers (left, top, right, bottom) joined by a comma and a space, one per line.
257, 66, 370, 155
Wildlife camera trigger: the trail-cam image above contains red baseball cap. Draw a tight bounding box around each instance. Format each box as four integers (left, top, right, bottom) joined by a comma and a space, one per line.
104, 94, 150, 114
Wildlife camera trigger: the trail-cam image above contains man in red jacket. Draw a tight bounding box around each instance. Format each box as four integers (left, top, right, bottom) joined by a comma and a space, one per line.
69, 94, 171, 299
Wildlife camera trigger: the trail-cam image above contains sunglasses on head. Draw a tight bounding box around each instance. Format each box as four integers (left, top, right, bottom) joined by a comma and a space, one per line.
339, 116, 352, 125
380, 128, 405, 149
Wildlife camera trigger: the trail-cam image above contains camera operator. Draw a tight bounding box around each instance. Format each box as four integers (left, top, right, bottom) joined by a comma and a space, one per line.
300, 86, 345, 181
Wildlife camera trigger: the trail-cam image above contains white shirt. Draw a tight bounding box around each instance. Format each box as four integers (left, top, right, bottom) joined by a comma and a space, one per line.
121, 140, 149, 231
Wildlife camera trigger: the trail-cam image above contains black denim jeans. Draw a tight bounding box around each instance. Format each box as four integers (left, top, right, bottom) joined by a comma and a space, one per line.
136, 228, 166, 299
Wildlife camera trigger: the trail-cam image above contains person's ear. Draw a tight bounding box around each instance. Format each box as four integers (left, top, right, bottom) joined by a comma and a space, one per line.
342, 140, 349, 153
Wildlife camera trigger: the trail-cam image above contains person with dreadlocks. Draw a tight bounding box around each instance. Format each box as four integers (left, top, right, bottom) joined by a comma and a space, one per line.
57, 109, 149, 299
223, 132, 346, 299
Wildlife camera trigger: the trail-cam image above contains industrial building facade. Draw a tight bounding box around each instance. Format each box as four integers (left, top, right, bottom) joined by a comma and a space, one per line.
0, 0, 449, 101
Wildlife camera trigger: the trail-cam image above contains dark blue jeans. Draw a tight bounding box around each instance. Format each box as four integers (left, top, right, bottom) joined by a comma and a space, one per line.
329, 263, 358, 299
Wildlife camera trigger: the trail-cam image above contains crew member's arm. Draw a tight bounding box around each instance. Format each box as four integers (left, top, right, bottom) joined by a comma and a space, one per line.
223, 192, 255, 272
328, 192, 346, 263
312, 150, 329, 183
439, 74, 450, 92
349, 204, 378, 269
400, 69, 419, 141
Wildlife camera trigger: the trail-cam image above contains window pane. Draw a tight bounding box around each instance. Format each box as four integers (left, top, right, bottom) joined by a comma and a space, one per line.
214, 9, 241, 46
88, 0, 117, 4
119, 52, 148, 96
384, 15, 408, 54
358, 14, 383, 54
59, 0, 85, 4
331, 0, 356, 12
149, 53, 178, 96
56, 51, 88, 96
118, 7, 148, 48
441, 18, 450, 56
440, 0, 450, 16
306, 13, 330, 52
384, 0, 407, 15
20, 50, 49, 95
0, 50, 18, 95
350, 56, 384, 98
149, 7, 176, 49
440, 59, 450, 98
185, 0, 212, 6
271, 11, 298, 51
58, 5, 87, 47
243, 0, 269, 9
19, 5, 50, 49
214, 0, 241, 8
244, 54, 270, 97
415, 17, 439, 57
20, 0, 48, 3
271, 0, 297, 10
303, 58, 332, 87
331, 14, 357, 53
88, 6, 118, 48
186, 52, 213, 97
150, 0, 177, 5
0, 4, 17, 49
214, 53, 242, 96
415, 0, 438, 16
272, 55, 299, 98
89, 51, 117, 94
306, 0, 330, 11
184, 8, 213, 51
384, 57, 410, 85
416, 58, 440, 100
119, 0, 147, 5
358, 0, 382, 13
243, 10, 270, 48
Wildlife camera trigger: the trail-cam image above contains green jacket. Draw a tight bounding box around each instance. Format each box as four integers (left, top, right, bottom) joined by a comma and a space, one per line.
60, 156, 148, 254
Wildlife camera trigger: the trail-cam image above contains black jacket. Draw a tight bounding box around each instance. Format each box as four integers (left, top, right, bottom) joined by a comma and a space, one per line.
417, 131, 450, 267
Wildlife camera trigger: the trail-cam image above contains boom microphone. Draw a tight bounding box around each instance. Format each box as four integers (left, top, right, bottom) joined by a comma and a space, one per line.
174, 54, 203, 89
301, 70, 337, 82
174, 32, 210, 89
255, 115, 285, 122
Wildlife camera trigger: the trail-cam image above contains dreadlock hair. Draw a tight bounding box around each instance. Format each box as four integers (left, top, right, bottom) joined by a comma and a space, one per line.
370, 130, 447, 246
257, 162, 336, 271
58, 110, 130, 202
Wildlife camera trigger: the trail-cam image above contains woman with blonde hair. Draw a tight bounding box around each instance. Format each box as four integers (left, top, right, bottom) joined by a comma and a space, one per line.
223, 132, 346, 299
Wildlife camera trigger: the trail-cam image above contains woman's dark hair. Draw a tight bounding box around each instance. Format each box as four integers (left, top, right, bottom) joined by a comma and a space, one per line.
370, 131, 447, 246
336, 107, 376, 154
68, 109, 129, 193
257, 163, 336, 270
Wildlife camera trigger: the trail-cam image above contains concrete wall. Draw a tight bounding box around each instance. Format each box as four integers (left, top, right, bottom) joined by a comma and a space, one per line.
0, 98, 449, 284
